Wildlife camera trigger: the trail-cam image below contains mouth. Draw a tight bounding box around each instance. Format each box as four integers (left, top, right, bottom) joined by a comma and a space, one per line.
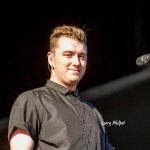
68, 69, 80, 74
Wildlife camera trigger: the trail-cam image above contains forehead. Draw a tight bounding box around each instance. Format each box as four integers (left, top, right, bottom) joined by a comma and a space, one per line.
56, 37, 87, 53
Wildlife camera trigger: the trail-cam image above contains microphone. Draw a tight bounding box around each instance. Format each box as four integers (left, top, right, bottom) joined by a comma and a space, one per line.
136, 53, 150, 67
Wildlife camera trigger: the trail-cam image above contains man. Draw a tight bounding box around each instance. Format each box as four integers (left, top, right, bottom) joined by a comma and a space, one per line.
8, 25, 114, 149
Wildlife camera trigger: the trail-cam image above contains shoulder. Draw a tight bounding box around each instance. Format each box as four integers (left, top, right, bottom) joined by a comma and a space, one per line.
80, 97, 104, 120
19, 85, 51, 98
80, 98, 96, 109
13, 85, 51, 105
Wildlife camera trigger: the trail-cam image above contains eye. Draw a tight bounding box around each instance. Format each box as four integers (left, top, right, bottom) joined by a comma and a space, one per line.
65, 53, 72, 56
79, 54, 86, 60
63, 52, 73, 58
64, 53, 73, 57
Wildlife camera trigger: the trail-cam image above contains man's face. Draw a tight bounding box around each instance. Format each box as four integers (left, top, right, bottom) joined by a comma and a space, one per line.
49, 36, 87, 89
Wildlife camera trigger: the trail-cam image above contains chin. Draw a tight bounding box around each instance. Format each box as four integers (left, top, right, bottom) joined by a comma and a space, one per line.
68, 77, 81, 84
67, 74, 83, 82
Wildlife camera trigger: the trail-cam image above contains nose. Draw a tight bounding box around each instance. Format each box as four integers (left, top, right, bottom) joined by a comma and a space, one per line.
72, 55, 80, 66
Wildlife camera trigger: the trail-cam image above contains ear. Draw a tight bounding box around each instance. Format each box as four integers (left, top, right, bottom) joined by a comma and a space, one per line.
47, 52, 54, 68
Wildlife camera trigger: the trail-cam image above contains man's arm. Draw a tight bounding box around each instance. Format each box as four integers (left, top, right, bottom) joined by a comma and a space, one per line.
10, 128, 34, 150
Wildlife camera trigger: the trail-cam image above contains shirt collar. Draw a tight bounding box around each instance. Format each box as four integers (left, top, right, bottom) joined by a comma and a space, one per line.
45, 80, 80, 98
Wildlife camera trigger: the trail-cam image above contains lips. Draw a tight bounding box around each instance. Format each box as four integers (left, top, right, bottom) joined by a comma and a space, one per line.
68, 69, 80, 73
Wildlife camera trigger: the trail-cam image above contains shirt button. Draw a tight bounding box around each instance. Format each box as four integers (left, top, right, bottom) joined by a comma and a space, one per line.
83, 120, 86, 123
88, 139, 91, 143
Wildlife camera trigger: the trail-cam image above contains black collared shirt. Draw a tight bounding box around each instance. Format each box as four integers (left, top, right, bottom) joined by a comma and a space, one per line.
8, 80, 114, 150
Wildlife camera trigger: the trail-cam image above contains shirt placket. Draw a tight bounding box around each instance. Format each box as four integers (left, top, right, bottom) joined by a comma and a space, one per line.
69, 92, 91, 150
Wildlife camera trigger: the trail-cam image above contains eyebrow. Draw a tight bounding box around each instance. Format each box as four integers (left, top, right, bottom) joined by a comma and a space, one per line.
62, 50, 87, 55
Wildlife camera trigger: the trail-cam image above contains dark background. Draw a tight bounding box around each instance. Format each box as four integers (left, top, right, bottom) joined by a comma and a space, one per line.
0, 0, 150, 149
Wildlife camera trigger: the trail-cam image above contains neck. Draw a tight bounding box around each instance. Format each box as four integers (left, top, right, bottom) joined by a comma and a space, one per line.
50, 78, 77, 91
